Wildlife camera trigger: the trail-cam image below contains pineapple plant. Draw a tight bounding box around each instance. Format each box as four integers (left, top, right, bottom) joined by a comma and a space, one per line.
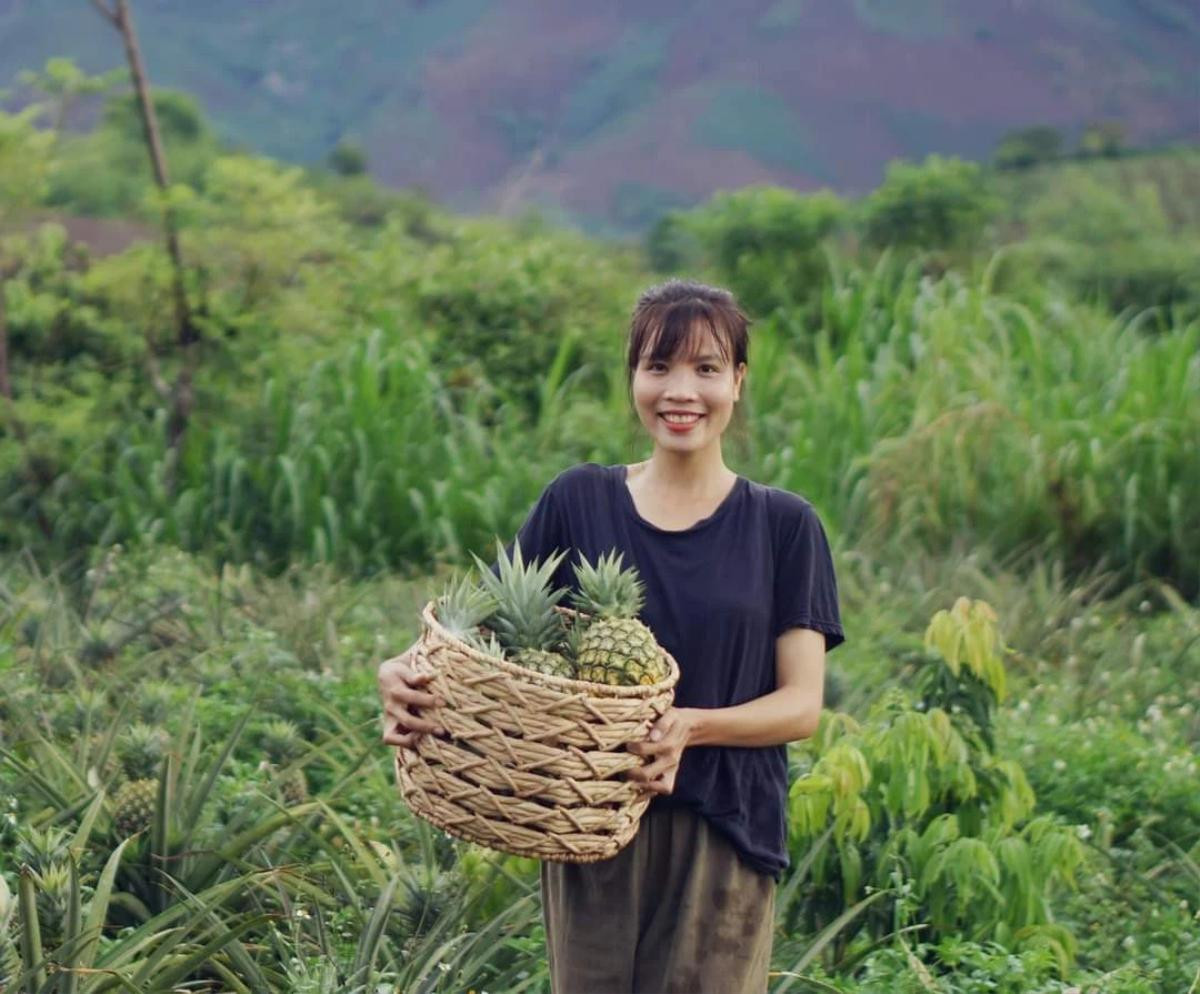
0, 875, 19, 991
569, 551, 670, 687
469, 540, 577, 680
137, 680, 175, 725
261, 719, 309, 805
112, 723, 167, 838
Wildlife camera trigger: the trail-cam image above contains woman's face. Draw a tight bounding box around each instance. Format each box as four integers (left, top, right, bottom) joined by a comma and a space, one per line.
631, 325, 746, 454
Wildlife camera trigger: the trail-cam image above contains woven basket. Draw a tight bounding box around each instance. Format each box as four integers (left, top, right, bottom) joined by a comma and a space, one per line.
393, 599, 680, 863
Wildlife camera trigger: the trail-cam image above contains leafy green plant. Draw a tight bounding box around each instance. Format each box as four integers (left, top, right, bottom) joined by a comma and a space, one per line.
786, 598, 1084, 969
860, 155, 1000, 256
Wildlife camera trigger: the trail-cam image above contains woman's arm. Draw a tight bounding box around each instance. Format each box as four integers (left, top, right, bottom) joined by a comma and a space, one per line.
688, 627, 826, 747
627, 627, 826, 793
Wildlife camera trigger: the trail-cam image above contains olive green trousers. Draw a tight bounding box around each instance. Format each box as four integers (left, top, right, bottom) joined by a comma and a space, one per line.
540, 803, 776, 994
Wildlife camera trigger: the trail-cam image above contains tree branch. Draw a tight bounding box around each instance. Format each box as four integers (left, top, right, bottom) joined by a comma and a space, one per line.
89, 0, 120, 25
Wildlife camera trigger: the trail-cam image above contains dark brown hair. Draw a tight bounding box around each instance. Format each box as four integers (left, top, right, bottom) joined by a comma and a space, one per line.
625, 279, 751, 390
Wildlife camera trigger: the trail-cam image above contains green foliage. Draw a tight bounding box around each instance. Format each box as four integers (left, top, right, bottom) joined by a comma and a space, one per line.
786, 599, 1084, 963
1078, 120, 1127, 159
327, 139, 368, 177
0, 550, 548, 992
44, 89, 220, 217
1011, 175, 1200, 311
993, 125, 1064, 170
861, 154, 999, 254
0, 106, 54, 219
409, 221, 635, 416
17, 57, 122, 124
658, 185, 845, 317
181, 153, 352, 325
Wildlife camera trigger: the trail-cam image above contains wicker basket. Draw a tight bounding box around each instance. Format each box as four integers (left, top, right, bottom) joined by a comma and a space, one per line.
393, 599, 680, 863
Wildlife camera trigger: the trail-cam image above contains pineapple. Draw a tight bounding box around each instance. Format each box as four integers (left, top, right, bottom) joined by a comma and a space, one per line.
113, 779, 158, 838
113, 723, 166, 837
570, 551, 669, 686
470, 540, 574, 679
513, 647, 577, 680
261, 719, 308, 805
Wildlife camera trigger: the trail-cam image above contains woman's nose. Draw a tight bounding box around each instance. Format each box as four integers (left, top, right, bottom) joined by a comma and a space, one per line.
662, 370, 700, 397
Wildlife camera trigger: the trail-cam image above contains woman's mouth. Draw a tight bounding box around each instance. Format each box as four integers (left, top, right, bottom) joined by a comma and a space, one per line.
660, 413, 702, 433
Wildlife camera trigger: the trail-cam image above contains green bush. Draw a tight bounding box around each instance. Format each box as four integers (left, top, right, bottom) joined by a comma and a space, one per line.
860, 155, 1000, 255
409, 221, 636, 417
785, 599, 1083, 965
654, 185, 845, 317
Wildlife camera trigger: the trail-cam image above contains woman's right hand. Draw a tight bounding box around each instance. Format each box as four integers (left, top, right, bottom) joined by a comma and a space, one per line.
378, 646, 445, 749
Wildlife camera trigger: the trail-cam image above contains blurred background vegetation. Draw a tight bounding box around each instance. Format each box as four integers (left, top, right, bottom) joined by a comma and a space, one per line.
0, 28, 1197, 994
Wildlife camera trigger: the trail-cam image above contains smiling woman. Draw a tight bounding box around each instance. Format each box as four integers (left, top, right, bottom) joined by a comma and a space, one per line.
380, 278, 844, 994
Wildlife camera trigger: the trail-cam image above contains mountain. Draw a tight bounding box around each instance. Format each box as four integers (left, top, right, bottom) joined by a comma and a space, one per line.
1, 0, 1196, 230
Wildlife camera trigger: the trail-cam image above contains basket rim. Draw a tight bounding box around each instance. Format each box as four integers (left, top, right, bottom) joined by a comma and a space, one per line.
420, 599, 680, 698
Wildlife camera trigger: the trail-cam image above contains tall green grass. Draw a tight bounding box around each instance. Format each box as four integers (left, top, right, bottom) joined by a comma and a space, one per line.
13, 259, 1198, 598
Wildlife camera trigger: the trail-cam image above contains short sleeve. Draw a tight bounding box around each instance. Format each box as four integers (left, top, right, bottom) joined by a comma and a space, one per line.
772, 498, 845, 651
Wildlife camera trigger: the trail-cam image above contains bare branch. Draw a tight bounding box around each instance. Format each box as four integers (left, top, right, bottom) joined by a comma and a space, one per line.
143, 351, 172, 404
89, 0, 120, 25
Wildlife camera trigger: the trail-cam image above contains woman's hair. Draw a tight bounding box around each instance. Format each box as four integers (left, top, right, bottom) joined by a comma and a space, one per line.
625, 279, 750, 391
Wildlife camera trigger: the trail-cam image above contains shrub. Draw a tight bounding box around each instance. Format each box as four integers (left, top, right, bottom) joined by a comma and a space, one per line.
861, 155, 1000, 255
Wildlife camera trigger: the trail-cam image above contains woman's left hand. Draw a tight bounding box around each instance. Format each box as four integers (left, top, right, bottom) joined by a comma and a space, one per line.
626, 707, 696, 796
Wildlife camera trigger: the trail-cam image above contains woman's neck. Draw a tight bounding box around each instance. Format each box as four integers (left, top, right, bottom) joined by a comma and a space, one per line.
632, 445, 735, 497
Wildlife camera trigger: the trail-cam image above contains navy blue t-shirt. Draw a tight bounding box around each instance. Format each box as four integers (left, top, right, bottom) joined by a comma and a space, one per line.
497, 461, 845, 879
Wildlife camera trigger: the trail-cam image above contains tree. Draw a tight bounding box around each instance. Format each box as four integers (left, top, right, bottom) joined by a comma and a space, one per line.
90, 0, 199, 479
18, 57, 123, 136
861, 155, 999, 254
327, 139, 368, 177
0, 105, 57, 538
670, 185, 846, 317
1078, 120, 1126, 159
993, 125, 1063, 170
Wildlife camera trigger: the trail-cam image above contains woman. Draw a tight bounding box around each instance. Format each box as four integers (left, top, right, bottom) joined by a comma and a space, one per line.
379, 279, 845, 993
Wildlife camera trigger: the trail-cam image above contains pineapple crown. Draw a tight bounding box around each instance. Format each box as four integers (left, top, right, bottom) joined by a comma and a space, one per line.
138, 681, 174, 725
14, 825, 72, 876
569, 550, 646, 619
463, 628, 507, 659
435, 569, 498, 639
116, 723, 168, 781
469, 539, 569, 654
260, 719, 305, 763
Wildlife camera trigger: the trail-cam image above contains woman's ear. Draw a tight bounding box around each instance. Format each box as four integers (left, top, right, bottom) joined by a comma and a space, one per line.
733, 362, 747, 402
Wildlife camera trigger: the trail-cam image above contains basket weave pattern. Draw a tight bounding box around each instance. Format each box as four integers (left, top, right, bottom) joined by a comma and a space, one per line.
394, 600, 679, 862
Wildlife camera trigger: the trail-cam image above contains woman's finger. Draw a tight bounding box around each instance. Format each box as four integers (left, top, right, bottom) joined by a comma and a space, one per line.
384, 727, 423, 747
389, 710, 444, 736
389, 686, 441, 709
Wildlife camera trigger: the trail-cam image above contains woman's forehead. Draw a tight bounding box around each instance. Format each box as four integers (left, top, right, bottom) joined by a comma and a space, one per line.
641, 322, 729, 360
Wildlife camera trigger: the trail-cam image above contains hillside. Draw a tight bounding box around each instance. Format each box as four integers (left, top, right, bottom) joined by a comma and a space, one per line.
1, 0, 1196, 230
